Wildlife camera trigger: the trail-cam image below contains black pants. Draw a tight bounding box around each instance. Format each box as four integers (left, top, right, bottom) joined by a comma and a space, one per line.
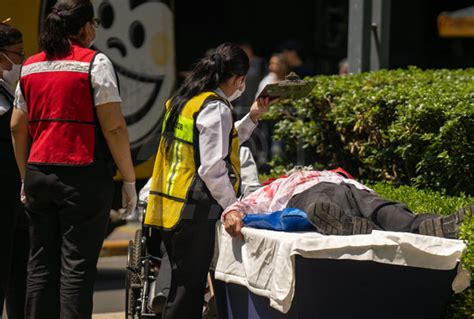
24, 162, 113, 319
5, 208, 29, 319
287, 182, 437, 233
159, 202, 221, 319
152, 242, 170, 298
0, 167, 27, 319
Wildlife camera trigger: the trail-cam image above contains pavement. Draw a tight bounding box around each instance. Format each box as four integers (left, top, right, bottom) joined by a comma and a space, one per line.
93, 313, 124, 319
100, 221, 141, 257
93, 222, 140, 317
93, 255, 127, 315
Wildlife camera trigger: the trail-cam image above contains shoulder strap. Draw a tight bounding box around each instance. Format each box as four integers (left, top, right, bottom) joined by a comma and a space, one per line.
200, 92, 232, 111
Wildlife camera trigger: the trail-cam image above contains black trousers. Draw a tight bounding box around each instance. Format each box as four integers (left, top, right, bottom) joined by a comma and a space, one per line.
0, 167, 27, 319
23, 162, 113, 319
287, 182, 437, 233
5, 208, 29, 319
159, 202, 221, 319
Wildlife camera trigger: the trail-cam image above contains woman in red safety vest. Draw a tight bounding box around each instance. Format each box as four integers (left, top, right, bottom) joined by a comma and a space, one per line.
10, 0, 137, 318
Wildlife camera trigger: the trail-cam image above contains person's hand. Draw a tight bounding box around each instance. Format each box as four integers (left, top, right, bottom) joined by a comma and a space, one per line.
20, 180, 26, 204
224, 210, 245, 238
249, 97, 272, 123
121, 181, 137, 219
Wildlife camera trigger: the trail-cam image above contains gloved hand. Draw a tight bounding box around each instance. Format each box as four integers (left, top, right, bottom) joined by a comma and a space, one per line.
121, 181, 137, 219
20, 180, 26, 204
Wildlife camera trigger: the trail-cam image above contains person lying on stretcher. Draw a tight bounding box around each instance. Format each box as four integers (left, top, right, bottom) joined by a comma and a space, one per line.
223, 168, 470, 239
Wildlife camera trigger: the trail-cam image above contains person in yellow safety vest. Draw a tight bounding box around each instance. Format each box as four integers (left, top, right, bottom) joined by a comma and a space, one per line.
145, 42, 271, 318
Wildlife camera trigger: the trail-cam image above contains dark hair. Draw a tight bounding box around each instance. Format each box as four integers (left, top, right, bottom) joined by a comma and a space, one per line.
277, 40, 305, 58
40, 0, 94, 58
161, 42, 249, 150
0, 23, 23, 49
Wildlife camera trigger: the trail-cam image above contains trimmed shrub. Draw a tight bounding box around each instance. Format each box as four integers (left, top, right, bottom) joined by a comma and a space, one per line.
265, 67, 474, 195
368, 182, 472, 319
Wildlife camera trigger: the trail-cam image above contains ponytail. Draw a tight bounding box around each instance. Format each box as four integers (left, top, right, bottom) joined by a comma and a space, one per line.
39, 0, 94, 59
40, 10, 69, 59
162, 43, 249, 151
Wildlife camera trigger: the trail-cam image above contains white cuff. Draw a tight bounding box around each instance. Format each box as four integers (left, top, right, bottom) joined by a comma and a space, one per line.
236, 113, 258, 143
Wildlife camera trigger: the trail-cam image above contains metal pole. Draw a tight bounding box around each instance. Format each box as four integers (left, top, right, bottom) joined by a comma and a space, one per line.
348, 0, 372, 73
370, 0, 391, 70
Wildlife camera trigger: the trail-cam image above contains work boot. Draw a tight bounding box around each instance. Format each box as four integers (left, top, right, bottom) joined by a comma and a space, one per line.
419, 205, 471, 239
306, 201, 374, 235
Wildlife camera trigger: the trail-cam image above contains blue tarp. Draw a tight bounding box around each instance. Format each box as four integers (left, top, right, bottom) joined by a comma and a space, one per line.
242, 208, 315, 232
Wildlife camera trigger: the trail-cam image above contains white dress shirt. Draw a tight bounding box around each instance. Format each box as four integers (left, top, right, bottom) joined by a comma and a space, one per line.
14, 53, 122, 111
196, 88, 257, 209
138, 146, 262, 203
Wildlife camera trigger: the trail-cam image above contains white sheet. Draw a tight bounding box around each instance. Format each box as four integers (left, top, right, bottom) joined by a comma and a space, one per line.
213, 223, 469, 314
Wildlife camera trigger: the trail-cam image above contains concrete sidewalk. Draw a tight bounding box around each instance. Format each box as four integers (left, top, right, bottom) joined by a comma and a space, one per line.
93, 313, 124, 318
100, 221, 140, 257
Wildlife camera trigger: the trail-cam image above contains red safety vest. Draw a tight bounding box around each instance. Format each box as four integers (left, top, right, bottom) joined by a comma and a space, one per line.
20, 43, 109, 166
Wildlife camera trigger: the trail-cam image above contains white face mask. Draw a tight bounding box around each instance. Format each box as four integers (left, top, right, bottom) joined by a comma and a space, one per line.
227, 80, 246, 102
1, 52, 21, 89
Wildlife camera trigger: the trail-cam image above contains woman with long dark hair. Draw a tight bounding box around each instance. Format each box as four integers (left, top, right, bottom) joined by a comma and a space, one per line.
10, 0, 137, 318
0, 21, 28, 319
145, 43, 270, 318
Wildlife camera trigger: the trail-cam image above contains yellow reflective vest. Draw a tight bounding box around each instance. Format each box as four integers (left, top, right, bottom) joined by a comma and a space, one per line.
145, 92, 241, 229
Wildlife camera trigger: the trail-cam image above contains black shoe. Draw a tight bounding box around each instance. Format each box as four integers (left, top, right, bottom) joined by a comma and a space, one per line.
151, 292, 167, 315
419, 205, 471, 239
306, 201, 374, 235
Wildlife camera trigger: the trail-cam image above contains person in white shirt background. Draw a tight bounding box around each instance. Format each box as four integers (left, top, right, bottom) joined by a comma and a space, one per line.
253, 53, 290, 165
0, 20, 28, 319
144, 43, 271, 318
255, 53, 290, 99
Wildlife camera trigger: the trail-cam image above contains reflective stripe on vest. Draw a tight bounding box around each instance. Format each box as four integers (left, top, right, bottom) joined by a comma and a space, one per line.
20, 44, 99, 166
145, 92, 241, 229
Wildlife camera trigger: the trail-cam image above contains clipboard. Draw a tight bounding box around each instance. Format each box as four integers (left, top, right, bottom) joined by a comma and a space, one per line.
257, 72, 315, 100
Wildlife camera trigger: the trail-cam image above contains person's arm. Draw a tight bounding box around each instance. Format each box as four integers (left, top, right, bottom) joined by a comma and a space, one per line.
223, 175, 286, 237
139, 177, 152, 203
96, 103, 137, 216
235, 97, 270, 143
96, 103, 135, 183
196, 101, 239, 210
92, 53, 136, 216
10, 107, 29, 180
11, 83, 29, 182
239, 146, 261, 197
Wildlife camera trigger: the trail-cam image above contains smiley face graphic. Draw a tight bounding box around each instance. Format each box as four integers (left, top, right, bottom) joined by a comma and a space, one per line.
91, 0, 175, 152
40, 0, 175, 158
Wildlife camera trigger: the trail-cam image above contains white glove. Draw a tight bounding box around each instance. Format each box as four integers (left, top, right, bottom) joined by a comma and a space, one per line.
122, 181, 137, 219
20, 180, 26, 204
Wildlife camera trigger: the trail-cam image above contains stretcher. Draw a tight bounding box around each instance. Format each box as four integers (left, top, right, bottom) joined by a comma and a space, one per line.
212, 222, 469, 319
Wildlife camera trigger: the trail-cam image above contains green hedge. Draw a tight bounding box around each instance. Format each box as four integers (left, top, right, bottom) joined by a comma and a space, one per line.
368, 182, 473, 319
265, 67, 474, 195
